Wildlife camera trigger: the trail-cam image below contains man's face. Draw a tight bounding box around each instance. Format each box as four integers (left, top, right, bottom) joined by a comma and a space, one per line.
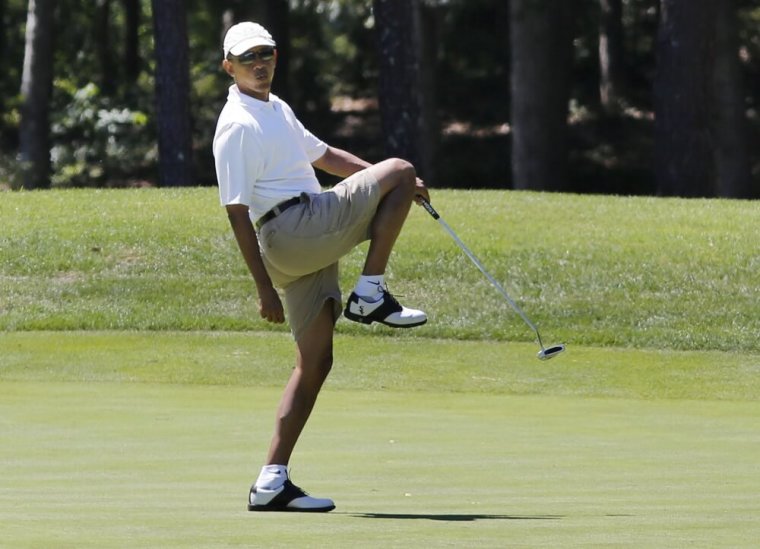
223, 46, 277, 101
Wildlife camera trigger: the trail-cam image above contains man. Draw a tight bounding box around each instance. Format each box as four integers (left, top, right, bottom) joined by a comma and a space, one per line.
213, 21, 430, 513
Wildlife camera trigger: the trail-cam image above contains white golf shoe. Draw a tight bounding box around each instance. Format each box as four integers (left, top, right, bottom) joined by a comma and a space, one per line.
248, 479, 335, 513
344, 286, 427, 328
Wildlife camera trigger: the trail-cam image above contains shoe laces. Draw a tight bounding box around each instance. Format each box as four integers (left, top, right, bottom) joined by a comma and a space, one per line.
284, 467, 310, 495
379, 284, 404, 305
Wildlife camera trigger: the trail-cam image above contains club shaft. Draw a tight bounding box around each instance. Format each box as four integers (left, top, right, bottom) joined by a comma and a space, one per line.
420, 198, 545, 349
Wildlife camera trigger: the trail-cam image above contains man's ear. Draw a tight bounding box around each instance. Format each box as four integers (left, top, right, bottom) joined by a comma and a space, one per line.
222, 59, 235, 78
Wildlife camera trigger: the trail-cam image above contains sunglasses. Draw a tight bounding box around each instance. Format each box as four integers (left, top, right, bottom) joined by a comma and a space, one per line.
231, 48, 276, 64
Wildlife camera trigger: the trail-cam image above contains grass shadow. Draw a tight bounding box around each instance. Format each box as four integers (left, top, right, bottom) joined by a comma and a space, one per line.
348, 513, 563, 522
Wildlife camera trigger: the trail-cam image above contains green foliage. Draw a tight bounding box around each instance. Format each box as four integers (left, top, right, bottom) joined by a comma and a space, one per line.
435, 0, 511, 124
49, 81, 153, 187
739, 1, 760, 110
1, 0, 759, 190
0, 1, 26, 154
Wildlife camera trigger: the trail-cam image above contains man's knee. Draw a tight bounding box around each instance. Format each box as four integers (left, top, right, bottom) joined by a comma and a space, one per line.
298, 350, 333, 381
373, 158, 416, 196
388, 158, 416, 187
388, 157, 415, 176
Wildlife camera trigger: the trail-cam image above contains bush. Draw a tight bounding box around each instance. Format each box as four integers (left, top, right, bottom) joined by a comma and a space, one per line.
50, 81, 154, 187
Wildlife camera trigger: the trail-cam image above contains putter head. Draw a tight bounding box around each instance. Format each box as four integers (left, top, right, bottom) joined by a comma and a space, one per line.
537, 344, 566, 361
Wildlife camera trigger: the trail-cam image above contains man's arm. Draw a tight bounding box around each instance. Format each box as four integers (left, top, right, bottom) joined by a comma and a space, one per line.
311, 146, 371, 179
313, 145, 429, 205
225, 204, 285, 324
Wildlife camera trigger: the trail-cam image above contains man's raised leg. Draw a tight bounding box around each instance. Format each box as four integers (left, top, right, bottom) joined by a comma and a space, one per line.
362, 158, 418, 275
344, 158, 428, 328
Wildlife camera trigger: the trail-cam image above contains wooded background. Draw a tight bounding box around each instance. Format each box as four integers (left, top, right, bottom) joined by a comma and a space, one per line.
3, 0, 760, 198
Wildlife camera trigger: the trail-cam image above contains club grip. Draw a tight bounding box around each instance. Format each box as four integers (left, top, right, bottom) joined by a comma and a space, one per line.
418, 196, 440, 220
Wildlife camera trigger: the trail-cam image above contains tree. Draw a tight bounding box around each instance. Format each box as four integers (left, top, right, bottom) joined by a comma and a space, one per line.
416, 1, 440, 186
262, 0, 291, 103
599, 0, 626, 114
654, 0, 718, 197
372, 0, 435, 180
0, 0, 7, 129
19, 0, 55, 189
713, 0, 753, 198
510, 0, 574, 190
94, 0, 115, 95
151, 0, 194, 187
0, 0, 6, 63
123, 0, 141, 86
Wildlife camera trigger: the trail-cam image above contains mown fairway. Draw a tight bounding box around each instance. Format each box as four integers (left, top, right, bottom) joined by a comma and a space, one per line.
2, 373, 758, 548
2, 331, 758, 548
1, 188, 759, 547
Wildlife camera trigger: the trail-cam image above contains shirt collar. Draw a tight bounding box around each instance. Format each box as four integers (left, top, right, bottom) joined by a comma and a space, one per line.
227, 84, 278, 111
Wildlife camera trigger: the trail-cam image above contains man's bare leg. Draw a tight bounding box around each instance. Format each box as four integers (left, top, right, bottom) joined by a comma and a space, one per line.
248, 300, 336, 512
266, 300, 335, 465
248, 301, 335, 512
363, 158, 419, 276
343, 158, 428, 328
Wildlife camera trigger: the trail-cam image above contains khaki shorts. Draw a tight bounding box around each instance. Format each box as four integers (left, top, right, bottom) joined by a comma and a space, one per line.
257, 169, 381, 341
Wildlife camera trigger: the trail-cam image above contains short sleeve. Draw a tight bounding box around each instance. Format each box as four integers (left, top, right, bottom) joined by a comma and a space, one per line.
213, 122, 263, 207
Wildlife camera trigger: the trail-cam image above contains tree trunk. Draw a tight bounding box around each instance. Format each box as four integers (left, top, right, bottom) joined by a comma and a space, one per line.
713, 0, 753, 198
417, 2, 439, 186
151, 0, 194, 187
263, 0, 291, 102
123, 0, 140, 85
654, 0, 718, 197
0, 0, 7, 120
0, 0, 6, 62
95, 0, 114, 94
510, 0, 574, 191
19, 0, 56, 190
599, 0, 626, 114
372, 0, 427, 177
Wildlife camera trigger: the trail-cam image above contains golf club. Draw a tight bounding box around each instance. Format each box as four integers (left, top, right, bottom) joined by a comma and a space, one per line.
418, 197, 565, 361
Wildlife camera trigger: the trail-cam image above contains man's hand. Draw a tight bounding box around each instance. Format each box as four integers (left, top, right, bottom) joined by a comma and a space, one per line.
258, 284, 285, 324
413, 177, 430, 205
225, 204, 285, 325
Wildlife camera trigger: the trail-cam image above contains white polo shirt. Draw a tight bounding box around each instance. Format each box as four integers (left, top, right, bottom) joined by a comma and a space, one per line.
213, 85, 328, 222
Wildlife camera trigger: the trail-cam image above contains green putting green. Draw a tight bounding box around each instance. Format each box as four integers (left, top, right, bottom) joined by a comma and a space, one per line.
2, 343, 758, 547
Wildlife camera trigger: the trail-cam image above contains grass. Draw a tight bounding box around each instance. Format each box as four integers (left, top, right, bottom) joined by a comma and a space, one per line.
1, 329, 758, 547
1, 187, 759, 547
2, 380, 758, 548
1, 331, 759, 401
1, 188, 758, 351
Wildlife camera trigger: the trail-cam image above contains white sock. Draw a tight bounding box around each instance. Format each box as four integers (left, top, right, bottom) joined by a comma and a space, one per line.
354, 275, 385, 299
255, 464, 288, 490
354, 275, 385, 300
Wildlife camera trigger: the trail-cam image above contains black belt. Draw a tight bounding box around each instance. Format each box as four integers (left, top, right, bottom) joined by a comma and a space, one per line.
255, 196, 302, 230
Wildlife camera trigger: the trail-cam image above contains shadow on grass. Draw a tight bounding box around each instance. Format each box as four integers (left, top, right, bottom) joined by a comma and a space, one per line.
349, 513, 563, 522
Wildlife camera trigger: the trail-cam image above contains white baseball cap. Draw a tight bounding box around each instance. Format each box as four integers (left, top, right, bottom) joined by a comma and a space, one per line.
223, 22, 276, 58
